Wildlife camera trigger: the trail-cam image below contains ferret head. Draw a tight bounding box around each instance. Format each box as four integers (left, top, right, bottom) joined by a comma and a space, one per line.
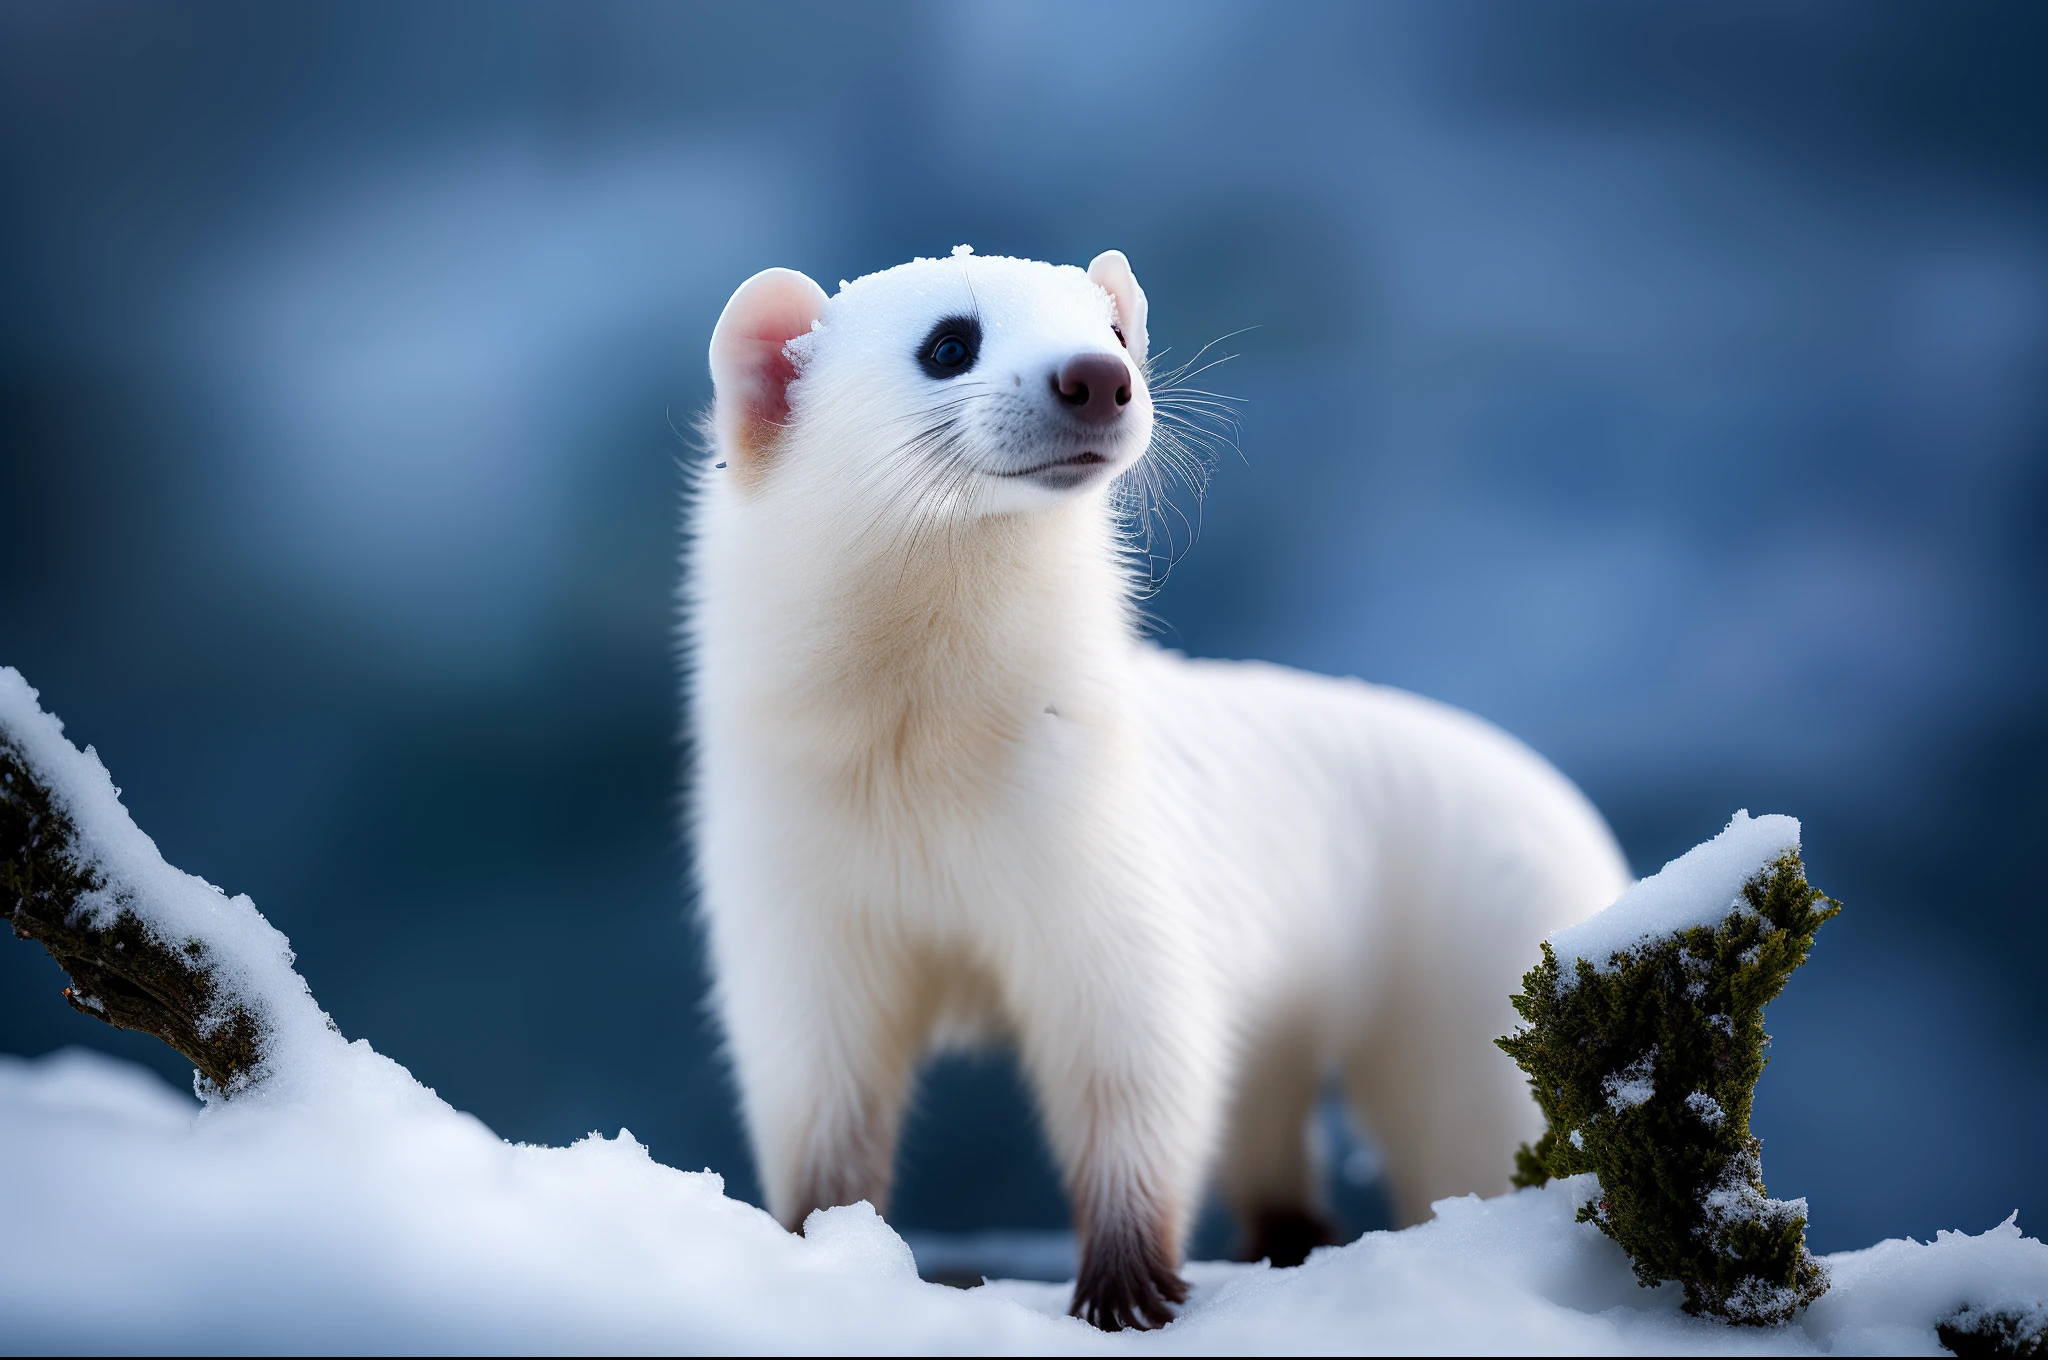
707, 249, 1152, 521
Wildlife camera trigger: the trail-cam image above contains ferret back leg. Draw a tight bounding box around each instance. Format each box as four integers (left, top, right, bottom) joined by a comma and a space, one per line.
1340, 973, 1538, 1227
1218, 1023, 1337, 1267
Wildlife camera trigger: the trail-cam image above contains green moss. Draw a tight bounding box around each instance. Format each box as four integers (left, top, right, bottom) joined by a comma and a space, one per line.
1497, 850, 1839, 1325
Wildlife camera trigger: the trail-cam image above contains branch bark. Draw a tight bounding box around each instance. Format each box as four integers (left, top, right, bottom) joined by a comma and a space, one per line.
1, 728, 264, 1091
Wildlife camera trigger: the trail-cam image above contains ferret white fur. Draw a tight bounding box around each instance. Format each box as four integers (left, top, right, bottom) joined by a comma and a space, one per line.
683, 248, 1631, 1330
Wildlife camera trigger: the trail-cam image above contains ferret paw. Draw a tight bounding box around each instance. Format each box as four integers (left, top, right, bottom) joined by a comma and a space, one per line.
1237, 1207, 1340, 1269
1068, 1228, 1189, 1332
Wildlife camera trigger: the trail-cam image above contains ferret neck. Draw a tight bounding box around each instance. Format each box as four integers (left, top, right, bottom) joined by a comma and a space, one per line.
797, 494, 1136, 721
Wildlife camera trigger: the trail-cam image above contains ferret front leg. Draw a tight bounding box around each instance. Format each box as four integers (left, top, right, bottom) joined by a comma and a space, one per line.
1069, 1180, 1187, 1333
768, 1068, 911, 1233
1011, 951, 1221, 1332
716, 936, 922, 1232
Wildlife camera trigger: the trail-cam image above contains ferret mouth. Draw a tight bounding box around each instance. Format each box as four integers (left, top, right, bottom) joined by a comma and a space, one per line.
997, 451, 1116, 488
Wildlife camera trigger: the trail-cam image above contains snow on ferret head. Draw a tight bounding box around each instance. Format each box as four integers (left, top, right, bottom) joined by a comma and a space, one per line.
706, 247, 1152, 518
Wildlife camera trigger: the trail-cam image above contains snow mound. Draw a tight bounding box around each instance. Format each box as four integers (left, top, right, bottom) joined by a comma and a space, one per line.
1549, 811, 1801, 978
6, 683, 2039, 1351
3, 1048, 2042, 1354
1812, 1217, 2048, 1356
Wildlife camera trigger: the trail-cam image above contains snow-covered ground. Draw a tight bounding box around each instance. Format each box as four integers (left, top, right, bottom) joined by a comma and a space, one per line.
3, 671, 2044, 1354
0, 1046, 2041, 1355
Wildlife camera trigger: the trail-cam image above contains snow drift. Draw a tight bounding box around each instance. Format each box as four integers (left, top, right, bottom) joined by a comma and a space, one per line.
2, 668, 2043, 1353
2, 1048, 2042, 1354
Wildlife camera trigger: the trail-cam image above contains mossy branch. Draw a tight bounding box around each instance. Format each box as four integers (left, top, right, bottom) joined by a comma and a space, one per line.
1498, 849, 1839, 1325
1, 729, 264, 1092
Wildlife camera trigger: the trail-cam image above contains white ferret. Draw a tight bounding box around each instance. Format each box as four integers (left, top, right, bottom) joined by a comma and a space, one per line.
683, 248, 1630, 1330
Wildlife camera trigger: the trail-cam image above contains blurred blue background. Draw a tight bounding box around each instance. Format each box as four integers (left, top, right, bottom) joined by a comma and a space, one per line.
2, 1, 2043, 1258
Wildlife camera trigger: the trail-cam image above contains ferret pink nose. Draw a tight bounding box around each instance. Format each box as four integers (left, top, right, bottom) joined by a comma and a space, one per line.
1055, 353, 1133, 425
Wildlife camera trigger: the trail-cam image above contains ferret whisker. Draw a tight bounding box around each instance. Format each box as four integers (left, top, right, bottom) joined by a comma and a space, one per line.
1154, 422, 1235, 462
1145, 328, 1253, 391
1152, 386, 1243, 405
1152, 407, 1244, 469
1150, 386, 1244, 410
1147, 421, 1223, 494
1116, 439, 1206, 595
851, 432, 967, 556
918, 390, 993, 417
1153, 406, 1239, 434
1150, 392, 1244, 440
894, 440, 974, 571
1153, 411, 1238, 434
1153, 354, 1242, 390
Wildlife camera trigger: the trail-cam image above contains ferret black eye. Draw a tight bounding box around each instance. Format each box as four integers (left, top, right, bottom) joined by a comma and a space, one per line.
917, 315, 982, 379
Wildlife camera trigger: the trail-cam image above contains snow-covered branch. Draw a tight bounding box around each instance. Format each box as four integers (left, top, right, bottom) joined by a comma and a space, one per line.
0, 668, 330, 1097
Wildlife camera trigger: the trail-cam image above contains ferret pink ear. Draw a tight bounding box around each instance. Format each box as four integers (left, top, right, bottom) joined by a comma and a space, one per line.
708, 267, 830, 470
1086, 250, 1149, 367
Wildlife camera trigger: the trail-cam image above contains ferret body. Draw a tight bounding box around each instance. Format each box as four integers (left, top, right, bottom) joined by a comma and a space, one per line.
683, 249, 1630, 1330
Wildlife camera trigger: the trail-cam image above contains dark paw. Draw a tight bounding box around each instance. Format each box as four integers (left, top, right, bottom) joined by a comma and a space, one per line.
1238, 1207, 1340, 1268
1069, 1224, 1189, 1332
